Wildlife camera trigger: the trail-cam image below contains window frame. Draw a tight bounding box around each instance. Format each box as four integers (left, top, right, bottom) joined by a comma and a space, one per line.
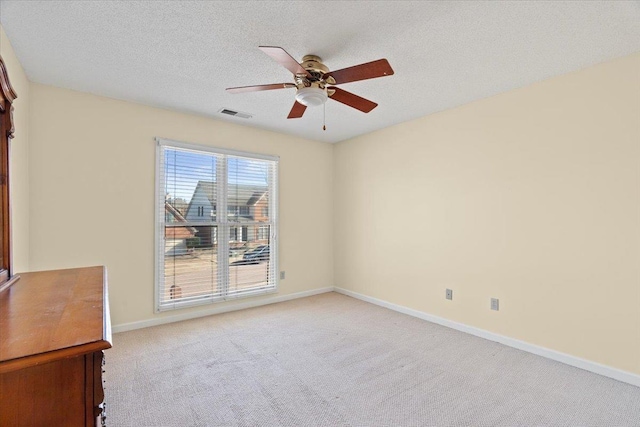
154, 137, 279, 312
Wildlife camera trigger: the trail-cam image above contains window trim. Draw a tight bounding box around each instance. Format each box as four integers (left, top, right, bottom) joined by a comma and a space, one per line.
154, 137, 279, 312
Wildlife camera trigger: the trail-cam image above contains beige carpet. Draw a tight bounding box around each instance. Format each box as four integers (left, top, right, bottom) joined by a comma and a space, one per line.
106, 292, 640, 426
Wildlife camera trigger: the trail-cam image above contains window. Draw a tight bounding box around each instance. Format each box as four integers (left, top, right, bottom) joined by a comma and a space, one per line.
258, 225, 269, 241
156, 138, 278, 311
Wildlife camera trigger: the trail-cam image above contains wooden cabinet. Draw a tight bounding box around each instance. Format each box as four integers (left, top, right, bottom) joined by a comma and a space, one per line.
0, 266, 112, 426
0, 54, 19, 293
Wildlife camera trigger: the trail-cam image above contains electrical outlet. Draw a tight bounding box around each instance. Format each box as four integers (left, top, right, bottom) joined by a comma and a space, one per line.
280, 271, 285, 280
491, 298, 499, 311
446, 289, 453, 300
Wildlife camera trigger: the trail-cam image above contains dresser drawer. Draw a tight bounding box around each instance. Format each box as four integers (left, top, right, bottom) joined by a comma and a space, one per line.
0, 356, 86, 426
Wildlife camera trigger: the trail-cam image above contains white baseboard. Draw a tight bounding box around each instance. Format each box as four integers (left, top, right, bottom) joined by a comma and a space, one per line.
334, 287, 640, 388
112, 287, 334, 333
112, 284, 640, 388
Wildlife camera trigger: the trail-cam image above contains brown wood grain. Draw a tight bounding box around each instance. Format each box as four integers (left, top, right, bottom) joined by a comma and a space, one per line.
258, 46, 311, 77
92, 352, 105, 416
0, 54, 18, 292
0, 266, 111, 426
0, 266, 112, 366
226, 83, 296, 93
329, 87, 378, 113
0, 356, 86, 426
287, 101, 307, 119
325, 58, 394, 85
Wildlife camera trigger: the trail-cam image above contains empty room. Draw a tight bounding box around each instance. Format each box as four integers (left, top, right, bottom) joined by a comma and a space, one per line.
0, 1, 639, 426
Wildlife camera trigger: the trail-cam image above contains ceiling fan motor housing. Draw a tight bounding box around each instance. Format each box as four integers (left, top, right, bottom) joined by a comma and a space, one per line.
301, 55, 329, 74
294, 55, 334, 106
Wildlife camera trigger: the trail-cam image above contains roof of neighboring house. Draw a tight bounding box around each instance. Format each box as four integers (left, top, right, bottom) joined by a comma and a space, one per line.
165, 201, 196, 239
166, 198, 189, 217
192, 181, 268, 207
246, 191, 267, 206
165, 200, 189, 222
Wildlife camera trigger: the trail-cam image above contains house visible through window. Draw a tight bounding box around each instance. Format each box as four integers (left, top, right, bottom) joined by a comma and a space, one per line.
258, 225, 269, 241
156, 138, 278, 311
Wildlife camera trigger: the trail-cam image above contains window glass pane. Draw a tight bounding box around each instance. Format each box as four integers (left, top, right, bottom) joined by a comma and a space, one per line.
227, 157, 270, 223
226, 156, 274, 297
229, 225, 271, 295
165, 149, 217, 225
163, 225, 221, 303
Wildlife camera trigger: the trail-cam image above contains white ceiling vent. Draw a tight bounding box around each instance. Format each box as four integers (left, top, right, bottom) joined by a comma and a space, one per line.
218, 108, 252, 119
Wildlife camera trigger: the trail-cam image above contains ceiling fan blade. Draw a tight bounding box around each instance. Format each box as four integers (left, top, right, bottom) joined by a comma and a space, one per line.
259, 46, 311, 77
329, 87, 378, 113
325, 59, 394, 85
226, 83, 295, 93
287, 101, 307, 119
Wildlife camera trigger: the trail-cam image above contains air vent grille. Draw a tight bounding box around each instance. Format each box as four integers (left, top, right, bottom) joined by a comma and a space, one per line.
218, 108, 252, 119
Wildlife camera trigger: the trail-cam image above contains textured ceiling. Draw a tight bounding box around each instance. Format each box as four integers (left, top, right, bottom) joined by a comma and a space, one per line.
1, 1, 639, 143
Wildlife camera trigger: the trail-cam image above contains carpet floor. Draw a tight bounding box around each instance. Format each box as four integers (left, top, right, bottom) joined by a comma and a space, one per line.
106, 292, 640, 426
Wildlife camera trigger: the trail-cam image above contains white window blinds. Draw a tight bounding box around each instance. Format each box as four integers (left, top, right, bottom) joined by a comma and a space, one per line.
156, 138, 278, 311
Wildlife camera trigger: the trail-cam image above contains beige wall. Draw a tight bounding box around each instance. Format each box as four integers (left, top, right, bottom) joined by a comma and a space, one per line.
28, 83, 333, 326
7, 21, 640, 375
0, 26, 29, 272
334, 53, 640, 375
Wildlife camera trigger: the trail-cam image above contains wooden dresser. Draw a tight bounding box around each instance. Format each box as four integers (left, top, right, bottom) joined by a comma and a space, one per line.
0, 266, 112, 426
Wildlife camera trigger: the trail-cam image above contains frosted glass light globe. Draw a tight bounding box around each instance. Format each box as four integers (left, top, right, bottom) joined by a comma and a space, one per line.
295, 87, 328, 107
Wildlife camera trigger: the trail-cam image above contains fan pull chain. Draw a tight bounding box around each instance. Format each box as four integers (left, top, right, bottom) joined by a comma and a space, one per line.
323, 102, 326, 131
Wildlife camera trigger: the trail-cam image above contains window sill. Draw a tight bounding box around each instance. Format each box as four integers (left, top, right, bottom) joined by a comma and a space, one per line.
156, 285, 278, 313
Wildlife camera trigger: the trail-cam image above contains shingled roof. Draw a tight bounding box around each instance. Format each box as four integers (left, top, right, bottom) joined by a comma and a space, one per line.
193, 181, 268, 207
165, 201, 196, 239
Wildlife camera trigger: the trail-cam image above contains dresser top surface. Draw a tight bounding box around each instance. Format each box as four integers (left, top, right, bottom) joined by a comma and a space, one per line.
0, 266, 111, 364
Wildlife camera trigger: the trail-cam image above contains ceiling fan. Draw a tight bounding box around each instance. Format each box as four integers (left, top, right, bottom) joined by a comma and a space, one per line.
226, 46, 394, 120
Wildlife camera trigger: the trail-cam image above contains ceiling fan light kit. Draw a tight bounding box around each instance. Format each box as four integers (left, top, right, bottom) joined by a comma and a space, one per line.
226, 46, 394, 122
295, 87, 327, 107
